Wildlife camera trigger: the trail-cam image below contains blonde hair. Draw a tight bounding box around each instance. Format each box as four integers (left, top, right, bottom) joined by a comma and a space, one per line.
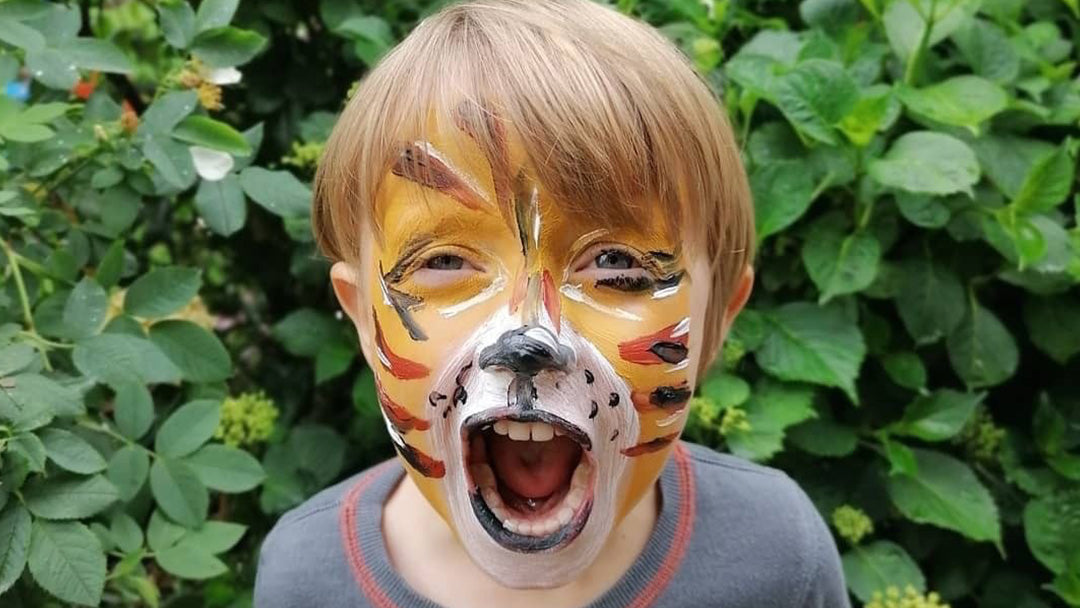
313, 0, 755, 374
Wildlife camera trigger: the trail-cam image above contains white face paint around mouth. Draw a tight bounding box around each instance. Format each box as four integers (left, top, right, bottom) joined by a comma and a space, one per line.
409, 307, 639, 588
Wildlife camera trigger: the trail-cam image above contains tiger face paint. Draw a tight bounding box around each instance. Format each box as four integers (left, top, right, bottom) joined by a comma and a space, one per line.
349, 106, 711, 589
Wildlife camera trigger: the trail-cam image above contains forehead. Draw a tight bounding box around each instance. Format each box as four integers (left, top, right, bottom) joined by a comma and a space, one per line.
372, 106, 680, 255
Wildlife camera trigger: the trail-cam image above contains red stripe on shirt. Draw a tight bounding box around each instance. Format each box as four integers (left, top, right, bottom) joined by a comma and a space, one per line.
340, 461, 401, 608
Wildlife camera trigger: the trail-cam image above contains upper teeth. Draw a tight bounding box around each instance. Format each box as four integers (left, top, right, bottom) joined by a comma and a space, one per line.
493, 420, 561, 441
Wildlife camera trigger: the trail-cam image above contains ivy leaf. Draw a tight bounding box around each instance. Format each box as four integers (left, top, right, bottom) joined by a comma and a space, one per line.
106, 445, 150, 502
124, 266, 202, 319
751, 159, 816, 240
770, 59, 858, 145
184, 444, 266, 493
24, 474, 119, 520
194, 174, 246, 236
894, 255, 965, 344
28, 520, 106, 607
898, 75, 1009, 132
39, 428, 106, 474
868, 131, 980, 196
149, 319, 233, 383
1010, 142, 1076, 214
0, 503, 31, 594
1024, 294, 1080, 364
886, 448, 1001, 547
894, 389, 985, 442
801, 223, 881, 303
171, 115, 251, 156
155, 399, 222, 458
946, 300, 1019, 388
150, 458, 209, 529
842, 540, 926, 603
757, 302, 866, 402
239, 167, 312, 218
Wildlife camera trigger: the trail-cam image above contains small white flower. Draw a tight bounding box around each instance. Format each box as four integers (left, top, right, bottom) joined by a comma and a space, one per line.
190, 145, 234, 181
206, 66, 242, 85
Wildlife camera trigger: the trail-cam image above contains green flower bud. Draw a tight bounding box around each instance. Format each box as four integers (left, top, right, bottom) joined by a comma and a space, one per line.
832, 504, 873, 545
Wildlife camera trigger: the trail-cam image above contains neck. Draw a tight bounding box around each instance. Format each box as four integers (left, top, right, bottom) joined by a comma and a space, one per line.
382, 470, 660, 607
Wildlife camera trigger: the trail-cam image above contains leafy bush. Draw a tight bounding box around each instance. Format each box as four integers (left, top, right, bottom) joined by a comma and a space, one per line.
0, 0, 1076, 606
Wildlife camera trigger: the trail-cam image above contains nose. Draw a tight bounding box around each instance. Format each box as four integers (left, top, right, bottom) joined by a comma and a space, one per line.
478, 326, 573, 376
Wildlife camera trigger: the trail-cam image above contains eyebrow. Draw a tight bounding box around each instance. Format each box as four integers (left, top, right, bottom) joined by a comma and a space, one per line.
383, 233, 436, 284
391, 142, 489, 210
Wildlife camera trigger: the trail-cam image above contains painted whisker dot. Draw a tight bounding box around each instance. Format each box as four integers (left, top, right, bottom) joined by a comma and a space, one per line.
610, 429, 619, 441
588, 400, 598, 419
608, 393, 620, 407
584, 369, 594, 384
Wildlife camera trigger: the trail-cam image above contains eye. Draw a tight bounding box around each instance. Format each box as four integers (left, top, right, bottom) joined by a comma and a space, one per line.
409, 250, 483, 289
595, 250, 639, 270
571, 244, 657, 293
425, 254, 465, 270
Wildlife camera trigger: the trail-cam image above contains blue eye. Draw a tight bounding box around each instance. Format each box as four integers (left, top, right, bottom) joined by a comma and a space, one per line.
425, 254, 465, 270
595, 250, 637, 270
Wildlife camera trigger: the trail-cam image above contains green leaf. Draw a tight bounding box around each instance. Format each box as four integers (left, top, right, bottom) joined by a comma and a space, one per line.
157, 0, 196, 48
61, 277, 107, 340
190, 26, 266, 68
155, 399, 222, 458
895, 389, 985, 441
946, 301, 1019, 388
124, 266, 202, 318
0, 121, 52, 142
147, 510, 186, 552
883, 0, 978, 60
335, 16, 394, 66
1024, 489, 1080, 576
882, 436, 918, 477
725, 379, 816, 461
194, 174, 246, 236
28, 520, 105, 607
770, 59, 857, 145
886, 447, 1001, 546
9, 432, 46, 471
172, 115, 251, 156
969, 134, 1054, 200
143, 134, 197, 189
184, 444, 266, 492
24, 474, 119, 520
113, 381, 154, 441
881, 351, 927, 391
898, 76, 1008, 131
786, 418, 858, 457
106, 445, 150, 502
95, 239, 125, 289
109, 513, 143, 554
894, 192, 951, 228
73, 333, 182, 387
0, 342, 35, 376
0, 18, 45, 50
138, 91, 198, 135
155, 541, 227, 580
239, 167, 312, 218
1011, 142, 1076, 214
894, 255, 965, 344
25, 48, 78, 89
751, 159, 815, 240
868, 131, 980, 196
271, 308, 340, 357
951, 18, 1020, 84
1024, 294, 1080, 364
801, 224, 881, 303
39, 428, 106, 474
0, 503, 31, 594
195, 0, 239, 31
149, 319, 232, 383
150, 459, 209, 529
0, 372, 83, 429
56, 38, 133, 73
842, 540, 926, 603
757, 302, 866, 402
184, 520, 246, 554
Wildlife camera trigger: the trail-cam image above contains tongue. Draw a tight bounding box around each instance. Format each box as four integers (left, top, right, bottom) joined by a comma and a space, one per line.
489, 434, 579, 499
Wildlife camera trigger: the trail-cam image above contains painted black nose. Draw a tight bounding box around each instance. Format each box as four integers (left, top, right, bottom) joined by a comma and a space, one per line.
478, 326, 572, 376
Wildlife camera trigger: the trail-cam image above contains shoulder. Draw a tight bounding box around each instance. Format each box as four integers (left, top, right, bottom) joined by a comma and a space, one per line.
254, 459, 397, 608
676, 441, 850, 607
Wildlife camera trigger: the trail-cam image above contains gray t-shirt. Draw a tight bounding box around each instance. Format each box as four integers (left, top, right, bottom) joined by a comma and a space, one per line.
254, 441, 851, 607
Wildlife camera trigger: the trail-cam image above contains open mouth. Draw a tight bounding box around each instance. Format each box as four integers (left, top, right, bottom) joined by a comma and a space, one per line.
462, 410, 594, 552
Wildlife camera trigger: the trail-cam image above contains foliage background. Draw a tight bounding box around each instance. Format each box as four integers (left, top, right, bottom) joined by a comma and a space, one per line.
0, 0, 1077, 606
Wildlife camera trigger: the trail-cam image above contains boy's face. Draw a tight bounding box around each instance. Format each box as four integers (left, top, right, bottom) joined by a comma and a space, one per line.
333, 108, 721, 588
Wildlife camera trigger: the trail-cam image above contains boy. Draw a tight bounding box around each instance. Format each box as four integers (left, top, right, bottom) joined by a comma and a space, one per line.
254, 0, 850, 606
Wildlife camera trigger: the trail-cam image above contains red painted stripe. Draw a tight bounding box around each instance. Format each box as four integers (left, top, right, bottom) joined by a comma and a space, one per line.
340, 461, 401, 608
621, 431, 680, 457
618, 321, 688, 365
376, 380, 430, 433
374, 311, 431, 380
626, 442, 696, 608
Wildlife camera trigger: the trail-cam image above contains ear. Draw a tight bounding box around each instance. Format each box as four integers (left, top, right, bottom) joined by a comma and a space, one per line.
720, 264, 754, 335
330, 261, 376, 366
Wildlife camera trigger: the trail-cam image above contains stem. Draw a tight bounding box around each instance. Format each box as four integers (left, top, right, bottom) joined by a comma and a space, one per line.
903, 0, 938, 86
17, 331, 73, 350
1, 239, 51, 371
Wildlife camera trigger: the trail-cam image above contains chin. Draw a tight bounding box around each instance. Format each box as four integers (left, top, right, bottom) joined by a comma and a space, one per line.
405, 310, 639, 589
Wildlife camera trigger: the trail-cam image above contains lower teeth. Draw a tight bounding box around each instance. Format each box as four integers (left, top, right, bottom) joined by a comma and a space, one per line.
472, 459, 590, 537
